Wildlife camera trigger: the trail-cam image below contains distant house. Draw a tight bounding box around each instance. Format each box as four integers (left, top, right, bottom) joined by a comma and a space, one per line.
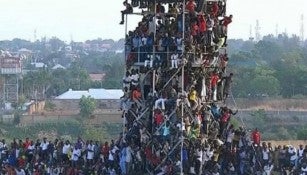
52, 64, 66, 70
18, 48, 32, 54
31, 62, 47, 68
89, 73, 105, 82
55, 88, 123, 100
53, 88, 123, 110
18, 48, 32, 59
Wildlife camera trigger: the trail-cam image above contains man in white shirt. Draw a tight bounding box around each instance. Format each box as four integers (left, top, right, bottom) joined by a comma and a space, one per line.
26, 141, 35, 163
263, 162, 274, 175
108, 146, 119, 171
298, 144, 305, 165
144, 54, 153, 68
170, 52, 179, 69
86, 140, 95, 165
155, 93, 166, 110
40, 138, 49, 160
175, 34, 183, 53
195, 147, 203, 175
0, 139, 7, 160
288, 146, 297, 168
125, 144, 133, 174
71, 145, 81, 167
130, 69, 140, 87
206, 14, 215, 46
262, 146, 270, 165
62, 140, 71, 164
15, 168, 26, 175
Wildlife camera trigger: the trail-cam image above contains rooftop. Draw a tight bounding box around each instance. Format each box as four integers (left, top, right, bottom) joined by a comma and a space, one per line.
55, 88, 123, 100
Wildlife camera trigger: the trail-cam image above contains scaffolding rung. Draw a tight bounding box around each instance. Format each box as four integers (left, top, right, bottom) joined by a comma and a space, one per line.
154, 140, 182, 171
162, 65, 183, 90
192, 63, 202, 67
127, 12, 182, 16
133, 62, 145, 66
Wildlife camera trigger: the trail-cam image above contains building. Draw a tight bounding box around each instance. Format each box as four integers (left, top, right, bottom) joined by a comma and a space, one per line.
53, 88, 123, 110
51, 64, 66, 70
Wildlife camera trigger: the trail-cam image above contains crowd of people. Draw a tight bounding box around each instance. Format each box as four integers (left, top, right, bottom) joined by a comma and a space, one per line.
118, 0, 307, 175
0, 0, 305, 175
121, 0, 237, 173
0, 133, 306, 174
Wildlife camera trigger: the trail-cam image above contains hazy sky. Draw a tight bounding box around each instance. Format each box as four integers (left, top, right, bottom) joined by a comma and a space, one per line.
0, 0, 306, 42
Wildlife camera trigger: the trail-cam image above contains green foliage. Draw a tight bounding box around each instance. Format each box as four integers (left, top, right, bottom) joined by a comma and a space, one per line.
13, 112, 21, 125
79, 95, 96, 118
297, 128, 307, 140
0, 120, 120, 141
82, 127, 110, 141
248, 66, 281, 96
229, 35, 307, 98
229, 117, 240, 129
248, 109, 268, 131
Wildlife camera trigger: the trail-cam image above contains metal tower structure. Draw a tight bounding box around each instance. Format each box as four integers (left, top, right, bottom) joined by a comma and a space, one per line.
0, 55, 22, 110
121, 0, 235, 174
34, 29, 37, 42
275, 23, 279, 37
249, 24, 254, 41
300, 14, 305, 42
255, 19, 261, 41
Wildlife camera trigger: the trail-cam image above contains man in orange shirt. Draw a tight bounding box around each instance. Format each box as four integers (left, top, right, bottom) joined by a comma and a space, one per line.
132, 87, 142, 107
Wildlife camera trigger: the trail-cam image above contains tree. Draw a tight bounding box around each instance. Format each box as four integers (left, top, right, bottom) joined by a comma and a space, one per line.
272, 52, 307, 97
249, 66, 281, 96
68, 62, 91, 90
79, 95, 96, 118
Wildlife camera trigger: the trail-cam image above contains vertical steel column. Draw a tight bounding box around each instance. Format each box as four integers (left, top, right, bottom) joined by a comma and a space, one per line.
123, 13, 129, 141
180, 0, 186, 174
151, 0, 157, 163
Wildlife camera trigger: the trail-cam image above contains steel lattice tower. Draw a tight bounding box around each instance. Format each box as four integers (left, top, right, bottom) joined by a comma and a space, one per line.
121, 0, 235, 174
300, 14, 304, 42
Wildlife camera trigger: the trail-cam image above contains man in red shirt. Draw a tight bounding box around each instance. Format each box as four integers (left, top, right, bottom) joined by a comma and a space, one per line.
186, 0, 197, 14
221, 15, 233, 45
154, 110, 164, 127
191, 21, 199, 44
210, 71, 220, 101
23, 138, 31, 150
251, 128, 261, 146
198, 13, 207, 43
211, 2, 219, 17
223, 15, 233, 26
